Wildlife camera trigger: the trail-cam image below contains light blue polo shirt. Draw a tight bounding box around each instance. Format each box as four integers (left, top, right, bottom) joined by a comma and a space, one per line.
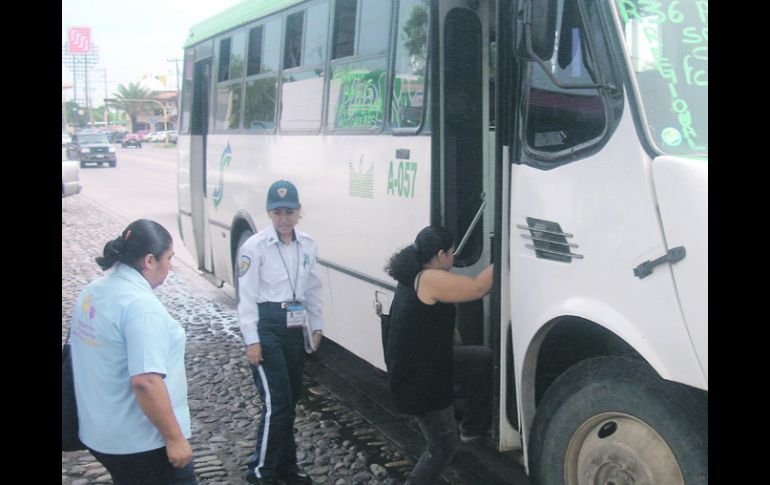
70, 263, 191, 454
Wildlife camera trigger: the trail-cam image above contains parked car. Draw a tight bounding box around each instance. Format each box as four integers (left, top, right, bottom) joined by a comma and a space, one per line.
144, 131, 165, 142
62, 160, 81, 197
167, 130, 178, 144
107, 131, 127, 143
62, 133, 72, 147
122, 134, 142, 149
66, 133, 117, 168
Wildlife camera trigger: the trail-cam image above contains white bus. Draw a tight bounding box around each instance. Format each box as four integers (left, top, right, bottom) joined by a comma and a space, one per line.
177, 0, 707, 483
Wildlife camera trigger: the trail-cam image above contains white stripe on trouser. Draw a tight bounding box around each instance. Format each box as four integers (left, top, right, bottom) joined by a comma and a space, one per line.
255, 365, 272, 478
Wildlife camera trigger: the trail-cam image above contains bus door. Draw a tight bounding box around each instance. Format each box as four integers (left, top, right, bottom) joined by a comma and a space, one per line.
435, 0, 500, 347
436, 0, 495, 346
189, 59, 214, 272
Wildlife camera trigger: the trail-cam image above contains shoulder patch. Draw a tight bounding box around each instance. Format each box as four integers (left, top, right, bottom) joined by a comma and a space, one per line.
238, 255, 252, 277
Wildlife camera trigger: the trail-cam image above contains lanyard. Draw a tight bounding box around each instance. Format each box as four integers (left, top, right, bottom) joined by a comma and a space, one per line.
276, 240, 300, 302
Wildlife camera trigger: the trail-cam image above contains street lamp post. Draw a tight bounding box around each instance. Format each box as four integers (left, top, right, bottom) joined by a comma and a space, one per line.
104, 97, 169, 143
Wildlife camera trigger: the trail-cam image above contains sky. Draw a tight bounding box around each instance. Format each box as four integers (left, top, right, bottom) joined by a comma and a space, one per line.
62, 0, 243, 106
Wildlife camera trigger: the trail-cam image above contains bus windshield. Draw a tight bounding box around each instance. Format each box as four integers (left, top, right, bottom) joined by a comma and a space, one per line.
615, 0, 707, 157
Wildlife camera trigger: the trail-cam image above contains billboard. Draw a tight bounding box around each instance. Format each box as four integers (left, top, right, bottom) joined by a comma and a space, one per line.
67, 27, 92, 54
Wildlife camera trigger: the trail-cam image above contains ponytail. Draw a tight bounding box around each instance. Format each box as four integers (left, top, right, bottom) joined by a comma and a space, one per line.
385, 225, 454, 285
95, 219, 172, 271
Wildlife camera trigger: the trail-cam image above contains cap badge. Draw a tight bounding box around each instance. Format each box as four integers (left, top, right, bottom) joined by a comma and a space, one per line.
277, 188, 288, 198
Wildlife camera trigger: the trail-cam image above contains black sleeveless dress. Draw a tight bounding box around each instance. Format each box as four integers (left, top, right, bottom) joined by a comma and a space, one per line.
385, 278, 456, 415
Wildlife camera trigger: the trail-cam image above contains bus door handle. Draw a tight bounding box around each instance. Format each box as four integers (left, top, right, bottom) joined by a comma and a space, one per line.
454, 193, 486, 257
633, 246, 686, 279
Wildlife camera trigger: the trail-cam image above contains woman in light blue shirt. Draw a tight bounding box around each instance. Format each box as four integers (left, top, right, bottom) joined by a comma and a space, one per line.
70, 219, 197, 485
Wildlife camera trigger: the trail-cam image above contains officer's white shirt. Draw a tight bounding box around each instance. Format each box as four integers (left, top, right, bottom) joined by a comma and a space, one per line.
237, 224, 324, 345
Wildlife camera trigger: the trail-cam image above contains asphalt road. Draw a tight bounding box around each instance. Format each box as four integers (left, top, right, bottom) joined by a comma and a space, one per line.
63, 143, 198, 271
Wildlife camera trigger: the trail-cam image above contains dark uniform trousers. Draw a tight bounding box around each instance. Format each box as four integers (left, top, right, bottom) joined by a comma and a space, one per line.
248, 302, 306, 479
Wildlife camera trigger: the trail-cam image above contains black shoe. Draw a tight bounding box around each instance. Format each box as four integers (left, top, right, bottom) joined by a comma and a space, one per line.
279, 470, 312, 485
245, 468, 280, 485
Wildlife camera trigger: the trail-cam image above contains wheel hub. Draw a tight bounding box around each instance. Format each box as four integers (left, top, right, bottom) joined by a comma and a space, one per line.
564, 412, 684, 485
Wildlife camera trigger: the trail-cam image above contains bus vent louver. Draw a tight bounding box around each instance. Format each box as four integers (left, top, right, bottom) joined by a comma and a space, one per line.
517, 217, 584, 263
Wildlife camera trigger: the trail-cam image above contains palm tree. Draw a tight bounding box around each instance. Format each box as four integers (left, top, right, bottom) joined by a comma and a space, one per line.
108, 82, 153, 133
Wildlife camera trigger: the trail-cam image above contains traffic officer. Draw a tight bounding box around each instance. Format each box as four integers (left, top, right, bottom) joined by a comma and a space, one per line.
237, 180, 325, 485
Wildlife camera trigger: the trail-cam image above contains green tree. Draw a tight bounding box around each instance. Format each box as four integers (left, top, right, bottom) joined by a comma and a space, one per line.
403, 3, 428, 64
64, 101, 83, 129
108, 82, 153, 132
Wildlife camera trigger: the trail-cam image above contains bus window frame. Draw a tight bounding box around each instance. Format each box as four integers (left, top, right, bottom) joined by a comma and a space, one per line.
390, 0, 431, 137
214, 28, 248, 134
242, 14, 283, 134
326, 54, 390, 135
277, 0, 331, 136
517, 0, 624, 169
324, 0, 393, 136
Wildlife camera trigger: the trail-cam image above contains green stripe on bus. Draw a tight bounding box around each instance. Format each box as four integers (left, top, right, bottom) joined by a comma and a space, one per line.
183, 0, 305, 48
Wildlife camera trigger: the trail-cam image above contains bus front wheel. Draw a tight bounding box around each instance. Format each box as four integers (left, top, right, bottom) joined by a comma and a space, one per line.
528, 356, 707, 485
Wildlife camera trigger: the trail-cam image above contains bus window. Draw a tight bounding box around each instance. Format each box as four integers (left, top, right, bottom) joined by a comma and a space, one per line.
215, 30, 246, 131
304, 3, 329, 66
523, 0, 607, 157
244, 18, 280, 132
332, 0, 356, 60
391, 0, 428, 131
284, 11, 304, 70
217, 31, 245, 82
358, 0, 391, 55
280, 1, 329, 133
217, 38, 231, 82
180, 49, 194, 134
327, 0, 391, 132
215, 83, 242, 131
328, 58, 387, 131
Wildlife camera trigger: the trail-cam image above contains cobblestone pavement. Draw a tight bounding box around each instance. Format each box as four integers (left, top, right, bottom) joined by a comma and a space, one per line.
62, 194, 459, 485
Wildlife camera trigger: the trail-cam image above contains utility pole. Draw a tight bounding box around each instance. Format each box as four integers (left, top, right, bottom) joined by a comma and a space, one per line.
62, 84, 72, 132
62, 42, 99, 128
167, 58, 182, 93
95, 68, 109, 126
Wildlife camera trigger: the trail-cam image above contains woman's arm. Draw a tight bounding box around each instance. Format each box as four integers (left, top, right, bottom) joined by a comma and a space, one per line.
419, 264, 494, 304
131, 373, 192, 469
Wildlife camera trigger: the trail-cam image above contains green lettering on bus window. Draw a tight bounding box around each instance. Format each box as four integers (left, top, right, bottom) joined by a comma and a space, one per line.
332, 67, 386, 129
616, 0, 708, 154
392, 76, 425, 129
387, 160, 418, 198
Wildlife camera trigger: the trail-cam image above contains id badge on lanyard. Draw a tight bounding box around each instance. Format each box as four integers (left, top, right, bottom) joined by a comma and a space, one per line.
286, 304, 306, 328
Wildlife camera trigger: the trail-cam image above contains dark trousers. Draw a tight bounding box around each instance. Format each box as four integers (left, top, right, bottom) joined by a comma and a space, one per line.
407, 405, 459, 485
453, 345, 493, 435
89, 447, 198, 485
249, 303, 306, 479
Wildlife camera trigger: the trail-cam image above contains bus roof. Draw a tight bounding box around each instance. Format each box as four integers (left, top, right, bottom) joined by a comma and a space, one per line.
183, 0, 304, 49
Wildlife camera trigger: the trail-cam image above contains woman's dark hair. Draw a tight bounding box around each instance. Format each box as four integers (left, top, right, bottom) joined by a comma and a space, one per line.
385, 225, 454, 285
95, 219, 173, 271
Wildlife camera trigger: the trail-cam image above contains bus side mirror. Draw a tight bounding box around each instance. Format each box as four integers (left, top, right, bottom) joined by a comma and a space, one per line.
515, 0, 557, 62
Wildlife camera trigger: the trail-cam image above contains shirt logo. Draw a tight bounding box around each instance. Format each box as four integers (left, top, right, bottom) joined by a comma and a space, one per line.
303, 254, 310, 268
238, 255, 251, 277
81, 294, 96, 319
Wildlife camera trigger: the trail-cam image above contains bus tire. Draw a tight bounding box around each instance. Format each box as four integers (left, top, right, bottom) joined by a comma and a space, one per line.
233, 229, 253, 300
528, 355, 707, 485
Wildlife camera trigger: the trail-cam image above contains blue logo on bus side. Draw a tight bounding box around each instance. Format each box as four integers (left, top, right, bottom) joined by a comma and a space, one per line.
212, 142, 232, 209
